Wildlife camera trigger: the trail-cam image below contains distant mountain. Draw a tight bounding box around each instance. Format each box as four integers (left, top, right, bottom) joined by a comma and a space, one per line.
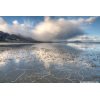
68, 35, 100, 43
0, 31, 38, 43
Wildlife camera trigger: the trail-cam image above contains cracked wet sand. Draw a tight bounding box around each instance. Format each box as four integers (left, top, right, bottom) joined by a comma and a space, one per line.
0, 43, 100, 83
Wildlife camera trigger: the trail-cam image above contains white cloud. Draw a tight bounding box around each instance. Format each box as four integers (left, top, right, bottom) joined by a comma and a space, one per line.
0, 16, 98, 41
32, 17, 83, 41
0, 17, 6, 24
69, 16, 97, 24
85, 17, 97, 24
10, 20, 33, 38
32, 16, 98, 41
0, 17, 8, 32
12, 20, 19, 25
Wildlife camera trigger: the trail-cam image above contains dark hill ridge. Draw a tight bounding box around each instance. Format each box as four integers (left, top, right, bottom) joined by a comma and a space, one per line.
0, 31, 37, 43
0, 31, 61, 43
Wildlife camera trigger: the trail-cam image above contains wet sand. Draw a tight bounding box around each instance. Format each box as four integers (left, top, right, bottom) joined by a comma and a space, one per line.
0, 43, 100, 83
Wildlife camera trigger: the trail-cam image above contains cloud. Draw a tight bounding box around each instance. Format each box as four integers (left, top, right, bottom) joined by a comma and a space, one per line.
0, 17, 8, 32
69, 16, 97, 24
32, 16, 98, 41
85, 17, 98, 24
10, 20, 33, 38
12, 20, 19, 25
0, 18, 33, 38
32, 17, 84, 41
0, 16, 98, 41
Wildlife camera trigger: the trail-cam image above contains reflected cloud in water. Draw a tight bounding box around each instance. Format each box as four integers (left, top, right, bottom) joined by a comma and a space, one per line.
0, 43, 100, 83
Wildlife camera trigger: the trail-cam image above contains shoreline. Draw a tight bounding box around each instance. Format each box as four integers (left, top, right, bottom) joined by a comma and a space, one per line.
0, 42, 100, 46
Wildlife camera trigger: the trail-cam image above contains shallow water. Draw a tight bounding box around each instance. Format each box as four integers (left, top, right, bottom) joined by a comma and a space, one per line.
0, 43, 100, 83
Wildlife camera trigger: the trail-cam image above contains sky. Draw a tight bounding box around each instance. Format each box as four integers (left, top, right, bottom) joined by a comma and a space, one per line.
0, 16, 100, 41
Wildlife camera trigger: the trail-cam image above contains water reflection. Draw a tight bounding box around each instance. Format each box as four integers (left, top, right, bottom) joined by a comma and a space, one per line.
0, 43, 100, 83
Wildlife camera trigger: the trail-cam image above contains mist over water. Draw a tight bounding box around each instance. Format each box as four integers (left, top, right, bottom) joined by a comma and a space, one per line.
0, 43, 100, 83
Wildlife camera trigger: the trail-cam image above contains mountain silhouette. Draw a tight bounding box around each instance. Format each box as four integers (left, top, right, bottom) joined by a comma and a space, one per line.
0, 31, 38, 43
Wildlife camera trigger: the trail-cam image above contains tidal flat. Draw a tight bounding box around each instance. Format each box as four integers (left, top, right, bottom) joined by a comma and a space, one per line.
0, 43, 100, 83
